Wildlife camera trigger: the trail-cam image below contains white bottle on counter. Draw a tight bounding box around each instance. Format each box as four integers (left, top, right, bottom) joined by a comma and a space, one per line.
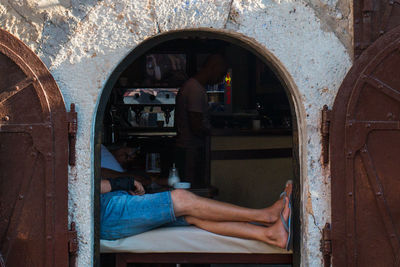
168, 163, 180, 187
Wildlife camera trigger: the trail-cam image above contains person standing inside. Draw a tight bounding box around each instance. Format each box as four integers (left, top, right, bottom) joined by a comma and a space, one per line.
175, 54, 228, 188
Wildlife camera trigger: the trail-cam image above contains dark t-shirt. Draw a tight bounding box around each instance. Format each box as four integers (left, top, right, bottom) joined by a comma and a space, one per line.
175, 78, 209, 147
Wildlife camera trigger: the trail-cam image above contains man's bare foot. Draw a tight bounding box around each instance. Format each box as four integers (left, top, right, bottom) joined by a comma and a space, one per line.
261, 181, 293, 225
262, 198, 284, 225
261, 196, 290, 249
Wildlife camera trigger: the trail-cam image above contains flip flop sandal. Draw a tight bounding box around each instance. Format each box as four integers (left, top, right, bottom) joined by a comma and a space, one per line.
286, 200, 293, 251
279, 196, 292, 251
280, 180, 293, 251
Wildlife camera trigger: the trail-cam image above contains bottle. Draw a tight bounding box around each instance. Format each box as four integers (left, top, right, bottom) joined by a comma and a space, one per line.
168, 163, 180, 187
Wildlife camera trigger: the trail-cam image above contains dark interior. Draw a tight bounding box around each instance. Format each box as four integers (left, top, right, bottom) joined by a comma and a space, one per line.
102, 38, 292, 200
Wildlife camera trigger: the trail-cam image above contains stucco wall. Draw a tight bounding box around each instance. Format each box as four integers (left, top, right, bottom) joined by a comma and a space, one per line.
0, 0, 353, 64
1, 0, 352, 266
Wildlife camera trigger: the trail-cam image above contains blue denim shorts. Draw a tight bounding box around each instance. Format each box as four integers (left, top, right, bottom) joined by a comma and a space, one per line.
100, 190, 189, 240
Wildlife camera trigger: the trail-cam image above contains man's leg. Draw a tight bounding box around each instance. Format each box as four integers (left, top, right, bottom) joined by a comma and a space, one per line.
171, 182, 292, 225
184, 196, 290, 248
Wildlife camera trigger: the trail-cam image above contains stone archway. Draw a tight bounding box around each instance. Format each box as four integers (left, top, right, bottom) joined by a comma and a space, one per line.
47, 2, 351, 265
93, 28, 302, 266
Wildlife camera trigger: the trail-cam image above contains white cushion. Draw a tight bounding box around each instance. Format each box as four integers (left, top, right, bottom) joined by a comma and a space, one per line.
100, 226, 291, 254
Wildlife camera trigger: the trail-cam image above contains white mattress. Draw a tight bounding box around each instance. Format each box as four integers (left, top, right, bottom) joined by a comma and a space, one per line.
100, 226, 291, 254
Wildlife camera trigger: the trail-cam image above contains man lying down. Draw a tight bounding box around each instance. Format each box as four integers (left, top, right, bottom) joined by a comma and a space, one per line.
100, 144, 293, 250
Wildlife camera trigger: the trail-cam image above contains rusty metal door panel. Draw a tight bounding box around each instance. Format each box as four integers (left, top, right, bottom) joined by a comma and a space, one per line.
331, 26, 400, 266
0, 82, 46, 124
354, 0, 400, 58
0, 29, 69, 266
0, 133, 47, 267
0, 53, 26, 93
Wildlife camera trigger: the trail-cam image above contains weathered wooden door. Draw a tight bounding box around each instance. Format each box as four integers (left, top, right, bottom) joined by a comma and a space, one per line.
330, 25, 400, 266
354, 0, 400, 58
0, 29, 73, 266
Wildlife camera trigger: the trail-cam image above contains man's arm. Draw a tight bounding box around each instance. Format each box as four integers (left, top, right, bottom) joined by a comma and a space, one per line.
100, 178, 145, 195
101, 179, 112, 194
101, 167, 147, 183
185, 82, 210, 137
188, 111, 210, 137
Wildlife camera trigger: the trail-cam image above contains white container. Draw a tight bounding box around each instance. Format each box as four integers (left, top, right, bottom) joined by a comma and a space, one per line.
168, 163, 180, 187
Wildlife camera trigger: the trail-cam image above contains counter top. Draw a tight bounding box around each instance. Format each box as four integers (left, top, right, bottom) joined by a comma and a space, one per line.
119, 127, 177, 137
210, 128, 292, 136
119, 127, 291, 137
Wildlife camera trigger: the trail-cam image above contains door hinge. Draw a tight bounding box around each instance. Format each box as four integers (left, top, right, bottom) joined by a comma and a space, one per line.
67, 103, 77, 166
321, 223, 332, 267
321, 105, 332, 164
68, 222, 78, 267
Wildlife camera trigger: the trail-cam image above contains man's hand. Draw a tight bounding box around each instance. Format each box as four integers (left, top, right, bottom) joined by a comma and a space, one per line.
101, 179, 112, 194
129, 180, 145, 195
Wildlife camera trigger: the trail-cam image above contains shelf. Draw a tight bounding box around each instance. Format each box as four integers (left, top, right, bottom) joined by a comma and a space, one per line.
124, 132, 177, 137
210, 128, 292, 136
116, 104, 175, 107
119, 127, 177, 137
120, 127, 176, 131
209, 112, 258, 118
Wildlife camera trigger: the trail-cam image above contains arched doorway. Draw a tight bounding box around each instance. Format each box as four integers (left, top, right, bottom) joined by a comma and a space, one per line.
94, 29, 301, 266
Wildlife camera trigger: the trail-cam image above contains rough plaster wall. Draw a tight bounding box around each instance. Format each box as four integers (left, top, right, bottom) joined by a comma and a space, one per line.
0, 0, 353, 67
303, 0, 353, 57
1, 0, 352, 266
0, 0, 98, 66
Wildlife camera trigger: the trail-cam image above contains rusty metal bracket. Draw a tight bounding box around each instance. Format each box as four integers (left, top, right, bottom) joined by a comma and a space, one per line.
321, 223, 332, 267
321, 105, 332, 164
68, 222, 78, 267
67, 103, 77, 166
